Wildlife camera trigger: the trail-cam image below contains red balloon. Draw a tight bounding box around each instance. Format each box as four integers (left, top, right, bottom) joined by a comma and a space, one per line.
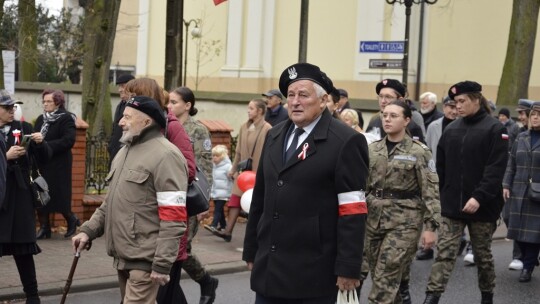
237, 171, 256, 192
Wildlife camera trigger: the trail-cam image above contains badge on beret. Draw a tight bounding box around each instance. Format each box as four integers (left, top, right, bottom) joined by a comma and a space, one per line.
382, 79, 388, 85
203, 139, 212, 151
288, 67, 298, 80
451, 87, 457, 94
428, 159, 436, 172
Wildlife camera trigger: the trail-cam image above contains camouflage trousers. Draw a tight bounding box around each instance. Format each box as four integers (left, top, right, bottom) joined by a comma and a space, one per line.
426, 217, 496, 293
364, 222, 421, 304
181, 215, 207, 282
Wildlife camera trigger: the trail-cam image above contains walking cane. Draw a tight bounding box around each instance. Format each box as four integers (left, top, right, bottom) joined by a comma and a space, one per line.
60, 240, 92, 304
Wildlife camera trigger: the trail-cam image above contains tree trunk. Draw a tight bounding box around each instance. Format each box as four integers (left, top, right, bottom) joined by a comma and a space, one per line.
497, 0, 540, 104
0, 0, 5, 88
18, 0, 38, 81
80, 0, 121, 137
164, 0, 184, 91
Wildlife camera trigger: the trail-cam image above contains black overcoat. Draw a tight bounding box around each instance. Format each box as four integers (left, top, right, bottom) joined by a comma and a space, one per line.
437, 108, 508, 222
0, 121, 46, 246
243, 110, 369, 299
503, 131, 540, 243
33, 110, 76, 214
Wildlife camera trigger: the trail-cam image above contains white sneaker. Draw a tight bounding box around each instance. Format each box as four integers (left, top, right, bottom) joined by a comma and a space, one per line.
509, 259, 523, 270
463, 251, 475, 265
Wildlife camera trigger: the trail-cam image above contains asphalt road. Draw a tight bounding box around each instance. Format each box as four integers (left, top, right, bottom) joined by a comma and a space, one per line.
30, 240, 540, 304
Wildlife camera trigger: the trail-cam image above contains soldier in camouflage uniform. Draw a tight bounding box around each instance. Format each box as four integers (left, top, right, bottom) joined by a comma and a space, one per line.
365, 100, 441, 304
422, 81, 508, 304
169, 86, 217, 304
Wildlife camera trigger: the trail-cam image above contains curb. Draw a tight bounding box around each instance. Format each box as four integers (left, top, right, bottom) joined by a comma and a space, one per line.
0, 260, 247, 302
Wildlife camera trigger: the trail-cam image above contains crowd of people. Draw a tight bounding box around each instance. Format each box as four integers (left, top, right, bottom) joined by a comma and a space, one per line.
1, 62, 540, 304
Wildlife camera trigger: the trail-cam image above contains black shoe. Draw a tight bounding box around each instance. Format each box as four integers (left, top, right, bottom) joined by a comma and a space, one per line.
457, 239, 467, 256
481, 292, 493, 304
25, 295, 41, 304
519, 269, 533, 282
36, 226, 51, 240
416, 248, 434, 260
64, 214, 81, 238
422, 292, 440, 304
199, 275, 218, 304
399, 281, 411, 304
211, 230, 232, 242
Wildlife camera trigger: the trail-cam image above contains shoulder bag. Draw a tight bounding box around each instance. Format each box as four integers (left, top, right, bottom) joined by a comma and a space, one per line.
237, 126, 263, 172
30, 155, 50, 208
527, 159, 540, 202
186, 166, 211, 216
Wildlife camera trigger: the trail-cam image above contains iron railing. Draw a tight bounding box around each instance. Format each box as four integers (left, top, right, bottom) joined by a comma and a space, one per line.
85, 134, 110, 194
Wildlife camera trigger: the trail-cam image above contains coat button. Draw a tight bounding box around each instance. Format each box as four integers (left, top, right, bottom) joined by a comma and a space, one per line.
273, 212, 279, 219
270, 245, 276, 252
277, 180, 284, 187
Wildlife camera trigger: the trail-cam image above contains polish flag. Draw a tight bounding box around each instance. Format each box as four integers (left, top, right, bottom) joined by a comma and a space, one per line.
213, 0, 227, 5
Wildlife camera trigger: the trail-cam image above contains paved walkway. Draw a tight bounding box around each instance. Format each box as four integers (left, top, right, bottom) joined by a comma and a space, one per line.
0, 222, 247, 302
0, 220, 509, 302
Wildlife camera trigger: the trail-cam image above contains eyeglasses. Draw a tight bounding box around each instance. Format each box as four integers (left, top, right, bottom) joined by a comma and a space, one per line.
0, 105, 15, 111
381, 113, 404, 120
377, 95, 398, 101
42, 100, 55, 104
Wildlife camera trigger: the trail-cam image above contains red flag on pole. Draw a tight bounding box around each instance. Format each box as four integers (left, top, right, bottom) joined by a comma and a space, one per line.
213, 0, 227, 5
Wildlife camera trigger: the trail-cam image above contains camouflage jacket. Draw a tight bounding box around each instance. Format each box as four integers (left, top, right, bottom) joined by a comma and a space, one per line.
367, 135, 441, 231
183, 116, 213, 184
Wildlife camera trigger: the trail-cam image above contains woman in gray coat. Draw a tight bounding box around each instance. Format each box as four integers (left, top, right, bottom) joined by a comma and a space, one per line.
503, 101, 540, 283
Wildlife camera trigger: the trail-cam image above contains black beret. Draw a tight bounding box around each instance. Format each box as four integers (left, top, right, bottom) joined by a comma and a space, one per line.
125, 96, 166, 129
278, 63, 334, 96
448, 80, 482, 100
516, 99, 533, 112
375, 79, 406, 97
116, 74, 135, 85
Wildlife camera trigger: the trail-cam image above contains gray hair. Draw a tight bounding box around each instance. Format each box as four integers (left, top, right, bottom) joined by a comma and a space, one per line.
420, 92, 437, 104
313, 82, 326, 98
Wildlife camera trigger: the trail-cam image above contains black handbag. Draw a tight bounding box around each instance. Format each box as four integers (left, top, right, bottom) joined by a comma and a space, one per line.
31, 171, 50, 208
237, 158, 252, 172
528, 180, 540, 202
186, 166, 211, 216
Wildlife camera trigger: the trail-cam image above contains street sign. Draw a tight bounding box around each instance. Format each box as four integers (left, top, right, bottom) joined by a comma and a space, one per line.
369, 59, 403, 69
360, 41, 405, 53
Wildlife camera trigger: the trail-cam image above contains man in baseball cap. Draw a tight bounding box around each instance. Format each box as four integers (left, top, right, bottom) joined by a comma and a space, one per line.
262, 89, 288, 126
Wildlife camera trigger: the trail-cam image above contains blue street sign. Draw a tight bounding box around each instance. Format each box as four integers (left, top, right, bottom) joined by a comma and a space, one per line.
360, 41, 405, 53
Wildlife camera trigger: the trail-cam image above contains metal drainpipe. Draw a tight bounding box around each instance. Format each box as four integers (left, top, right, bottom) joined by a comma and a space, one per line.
415, 1, 426, 101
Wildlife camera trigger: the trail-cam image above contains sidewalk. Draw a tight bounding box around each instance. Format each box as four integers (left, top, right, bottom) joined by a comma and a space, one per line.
0, 222, 247, 302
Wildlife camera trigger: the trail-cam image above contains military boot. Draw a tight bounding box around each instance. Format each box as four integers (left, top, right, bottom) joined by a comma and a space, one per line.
481, 292, 493, 304
399, 281, 412, 304
422, 292, 440, 304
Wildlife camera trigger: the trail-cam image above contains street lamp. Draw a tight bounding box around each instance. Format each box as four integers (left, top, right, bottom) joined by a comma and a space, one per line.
183, 19, 201, 87
385, 0, 437, 88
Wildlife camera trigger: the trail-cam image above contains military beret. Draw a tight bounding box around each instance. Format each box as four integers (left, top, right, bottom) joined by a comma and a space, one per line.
116, 74, 135, 85
375, 79, 406, 98
516, 99, 533, 112
125, 96, 166, 129
278, 63, 334, 96
448, 80, 482, 100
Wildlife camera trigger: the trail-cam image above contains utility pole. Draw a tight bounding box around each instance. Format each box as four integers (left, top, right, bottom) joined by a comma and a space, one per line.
164, 0, 184, 91
298, 0, 309, 63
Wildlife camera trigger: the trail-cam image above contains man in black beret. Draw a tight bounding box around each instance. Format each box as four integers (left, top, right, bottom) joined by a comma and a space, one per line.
108, 74, 136, 167
73, 94, 188, 303
244, 62, 368, 303
366, 79, 425, 142
498, 107, 520, 151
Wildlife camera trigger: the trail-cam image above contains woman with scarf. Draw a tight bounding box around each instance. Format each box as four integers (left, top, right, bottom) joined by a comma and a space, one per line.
33, 89, 78, 239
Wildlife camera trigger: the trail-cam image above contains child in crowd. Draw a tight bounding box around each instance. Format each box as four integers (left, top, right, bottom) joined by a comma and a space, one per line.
206, 145, 232, 232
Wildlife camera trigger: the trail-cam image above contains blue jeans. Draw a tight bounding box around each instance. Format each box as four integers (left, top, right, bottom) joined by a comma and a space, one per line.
211, 200, 227, 229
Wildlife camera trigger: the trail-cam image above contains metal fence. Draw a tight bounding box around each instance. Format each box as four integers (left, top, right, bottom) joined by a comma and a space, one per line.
85, 135, 110, 194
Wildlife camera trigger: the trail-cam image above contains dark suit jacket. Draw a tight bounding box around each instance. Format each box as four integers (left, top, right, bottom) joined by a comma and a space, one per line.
243, 109, 368, 299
